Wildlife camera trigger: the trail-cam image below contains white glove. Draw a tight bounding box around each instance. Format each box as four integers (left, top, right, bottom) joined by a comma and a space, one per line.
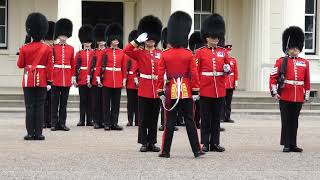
134, 77, 139, 86
123, 79, 127, 88
136, 32, 148, 43
305, 90, 310, 101
160, 95, 166, 102
235, 80, 238, 89
87, 75, 92, 88
192, 95, 200, 101
96, 77, 103, 87
72, 76, 77, 87
46, 85, 51, 91
223, 64, 231, 73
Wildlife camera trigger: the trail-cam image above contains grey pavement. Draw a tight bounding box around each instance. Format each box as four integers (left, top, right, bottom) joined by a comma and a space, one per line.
0, 112, 320, 180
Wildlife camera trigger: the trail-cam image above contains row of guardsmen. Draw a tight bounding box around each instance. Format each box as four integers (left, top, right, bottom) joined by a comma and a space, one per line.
17, 10, 308, 158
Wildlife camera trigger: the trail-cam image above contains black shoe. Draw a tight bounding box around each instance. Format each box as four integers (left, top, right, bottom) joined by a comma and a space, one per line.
224, 119, 235, 123
291, 146, 303, 153
202, 145, 209, 152
159, 152, 170, 158
134, 122, 139, 126
210, 144, 225, 152
77, 121, 85, 126
177, 122, 185, 126
159, 125, 164, 131
111, 125, 123, 131
104, 126, 111, 131
34, 135, 45, 140
60, 125, 70, 131
43, 124, 47, 128
46, 123, 51, 128
148, 144, 160, 152
126, 122, 133, 127
174, 126, 179, 131
220, 127, 225, 132
140, 144, 148, 152
194, 151, 206, 158
93, 123, 101, 129
283, 147, 290, 153
50, 127, 57, 131
24, 134, 34, 140
86, 121, 93, 126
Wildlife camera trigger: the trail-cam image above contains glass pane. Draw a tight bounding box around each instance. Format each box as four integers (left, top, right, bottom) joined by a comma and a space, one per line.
305, 16, 314, 32
305, 0, 315, 14
194, 0, 201, 11
305, 33, 313, 49
0, 0, 5, 6
201, 14, 210, 24
202, 0, 212, 12
0, 8, 4, 25
0, 26, 5, 43
194, 14, 200, 31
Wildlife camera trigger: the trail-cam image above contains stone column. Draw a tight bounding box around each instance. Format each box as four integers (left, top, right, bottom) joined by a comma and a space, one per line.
170, 0, 194, 34
124, 0, 136, 44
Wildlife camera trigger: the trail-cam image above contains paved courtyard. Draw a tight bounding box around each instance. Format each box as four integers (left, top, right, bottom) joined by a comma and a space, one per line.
0, 112, 319, 180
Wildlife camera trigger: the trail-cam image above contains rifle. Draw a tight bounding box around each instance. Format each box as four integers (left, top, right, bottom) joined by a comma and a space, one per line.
277, 36, 290, 94
75, 51, 82, 84
100, 52, 107, 84
89, 50, 97, 84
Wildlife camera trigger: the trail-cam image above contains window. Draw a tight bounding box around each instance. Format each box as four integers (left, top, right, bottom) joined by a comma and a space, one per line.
305, 0, 317, 54
194, 0, 213, 31
0, 0, 7, 48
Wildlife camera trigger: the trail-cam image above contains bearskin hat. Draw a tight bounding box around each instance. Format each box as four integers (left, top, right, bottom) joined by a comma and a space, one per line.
105, 23, 123, 47
128, 30, 138, 43
78, 24, 94, 43
25, 12, 49, 41
138, 15, 163, 44
55, 18, 73, 38
282, 26, 304, 53
189, 31, 204, 51
161, 28, 168, 49
167, 11, 192, 48
93, 23, 107, 42
45, 21, 55, 41
201, 13, 225, 41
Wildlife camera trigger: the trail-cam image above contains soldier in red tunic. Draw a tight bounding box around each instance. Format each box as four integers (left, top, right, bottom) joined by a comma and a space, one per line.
196, 14, 231, 152
124, 15, 163, 152
221, 44, 238, 123
90, 24, 107, 129
51, 18, 74, 131
75, 24, 94, 126
125, 30, 140, 127
17, 12, 53, 140
158, 11, 204, 158
96, 23, 126, 131
43, 21, 55, 129
269, 26, 310, 153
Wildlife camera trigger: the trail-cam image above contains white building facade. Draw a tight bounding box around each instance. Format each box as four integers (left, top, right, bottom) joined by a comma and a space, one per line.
0, 0, 319, 92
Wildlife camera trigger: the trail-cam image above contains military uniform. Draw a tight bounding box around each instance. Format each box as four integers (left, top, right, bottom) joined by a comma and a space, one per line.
17, 12, 53, 140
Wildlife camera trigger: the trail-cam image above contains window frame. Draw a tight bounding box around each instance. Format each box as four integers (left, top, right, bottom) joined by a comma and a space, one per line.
0, 0, 7, 49
305, 0, 317, 55
194, 0, 214, 31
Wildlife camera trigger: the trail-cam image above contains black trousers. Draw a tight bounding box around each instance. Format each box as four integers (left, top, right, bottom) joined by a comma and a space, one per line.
176, 104, 184, 125
194, 100, 201, 127
91, 86, 103, 126
279, 100, 303, 147
51, 86, 70, 128
162, 99, 201, 154
44, 90, 51, 126
200, 96, 224, 145
23, 87, 46, 136
221, 89, 234, 121
126, 89, 139, 125
78, 85, 92, 123
138, 97, 160, 145
102, 87, 121, 127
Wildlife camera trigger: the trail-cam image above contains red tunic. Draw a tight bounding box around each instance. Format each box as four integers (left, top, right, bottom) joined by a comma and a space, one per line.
126, 58, 139, 90
269, 57, 310, 102
74, 49, 94, 86
17, 42, 53, 87
124, 43, 162, 98
225, 57, 238, 89
52, 44, 75, 87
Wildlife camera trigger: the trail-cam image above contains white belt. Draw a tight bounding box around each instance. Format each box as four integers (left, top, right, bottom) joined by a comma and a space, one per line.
140, 73, 158, 80
201, 72, 224, 77
80, 67, 87, 70
284, 80, 304, 85
27, 65, 46, 69
54, 64, 71, 69
105, 67, 121, 71
128, 71, 134, 75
